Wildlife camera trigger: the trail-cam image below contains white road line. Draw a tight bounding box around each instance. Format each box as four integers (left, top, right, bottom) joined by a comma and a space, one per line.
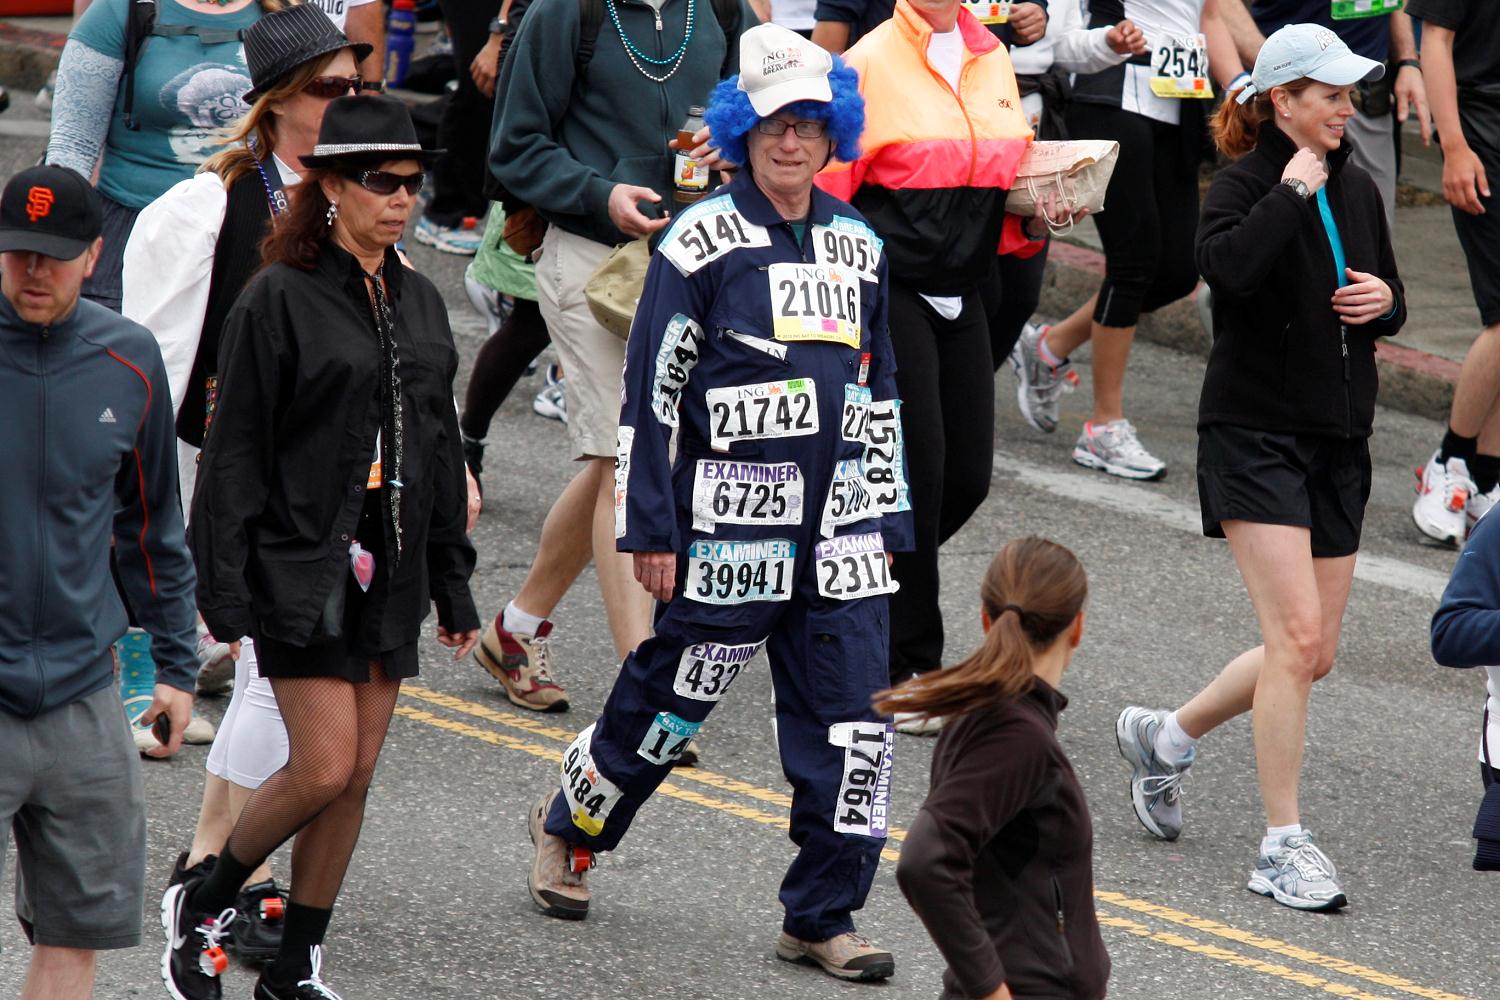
996, 452, 1452, 602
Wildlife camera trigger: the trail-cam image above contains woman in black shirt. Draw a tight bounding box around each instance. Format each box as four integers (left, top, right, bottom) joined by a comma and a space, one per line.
883, 537, 1107, 1000
163, 96, 480, 1000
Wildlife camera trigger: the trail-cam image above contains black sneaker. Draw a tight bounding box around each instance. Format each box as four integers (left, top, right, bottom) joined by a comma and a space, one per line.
168, 851, 217, 889
160, 881, 236, 1000
253, 946, 344, 999
229, 879, 287, 963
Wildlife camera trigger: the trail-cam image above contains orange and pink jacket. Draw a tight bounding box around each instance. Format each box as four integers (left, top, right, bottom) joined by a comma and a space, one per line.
816, 0, 1039, 294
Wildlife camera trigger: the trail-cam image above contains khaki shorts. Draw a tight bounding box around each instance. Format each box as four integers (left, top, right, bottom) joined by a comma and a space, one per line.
535, 225, 627, 460
1, 684, 146, 951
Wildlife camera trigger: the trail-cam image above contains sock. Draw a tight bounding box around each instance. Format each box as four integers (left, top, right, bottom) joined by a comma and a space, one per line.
1153, 711, 1198, 765
1037, 327, 1066, 368
1473, 454, 1500, 494
1261, 823, 1303, 857
186, 848, 258, 917
502, 600, 546, 636
1439, 427, 1478, 465
266, 903, 333, 986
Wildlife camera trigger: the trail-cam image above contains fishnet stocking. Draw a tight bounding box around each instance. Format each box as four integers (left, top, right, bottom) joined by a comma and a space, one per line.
219, 665, 401, 909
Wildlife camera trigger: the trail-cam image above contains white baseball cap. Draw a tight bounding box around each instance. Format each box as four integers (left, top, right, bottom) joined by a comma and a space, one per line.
1236, 23, 1384, 105
736, 23, 834, 116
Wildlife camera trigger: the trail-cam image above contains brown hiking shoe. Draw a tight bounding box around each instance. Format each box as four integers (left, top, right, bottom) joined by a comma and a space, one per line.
474, 615, 568, 712
775, 930, 895, 982
528, 790, 591, 920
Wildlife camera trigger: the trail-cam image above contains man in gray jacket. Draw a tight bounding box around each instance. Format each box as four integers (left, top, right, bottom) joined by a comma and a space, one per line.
0, 164, 198, 998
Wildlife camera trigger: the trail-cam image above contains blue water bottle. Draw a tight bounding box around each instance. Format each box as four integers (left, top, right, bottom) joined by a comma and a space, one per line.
386, 0, 417, 89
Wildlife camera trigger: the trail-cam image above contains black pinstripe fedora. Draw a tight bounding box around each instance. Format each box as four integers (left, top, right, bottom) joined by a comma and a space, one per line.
243, 3, 373, 103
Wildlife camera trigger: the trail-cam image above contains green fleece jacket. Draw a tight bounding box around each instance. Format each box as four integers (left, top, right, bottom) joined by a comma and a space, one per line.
490, 0, 750, 247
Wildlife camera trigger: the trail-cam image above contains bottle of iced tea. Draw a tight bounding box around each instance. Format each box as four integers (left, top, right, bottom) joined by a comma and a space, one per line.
674, 105, 709, 204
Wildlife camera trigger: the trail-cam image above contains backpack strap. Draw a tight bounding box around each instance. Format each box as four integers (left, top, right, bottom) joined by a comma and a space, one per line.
122, 0, 156, 131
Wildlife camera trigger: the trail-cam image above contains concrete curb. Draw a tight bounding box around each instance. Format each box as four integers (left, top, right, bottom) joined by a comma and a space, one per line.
1039, 239, 1457, 424
0, 22, 63, 92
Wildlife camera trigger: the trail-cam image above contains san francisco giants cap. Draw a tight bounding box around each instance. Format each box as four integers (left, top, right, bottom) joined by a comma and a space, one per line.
0, 164, 102, 260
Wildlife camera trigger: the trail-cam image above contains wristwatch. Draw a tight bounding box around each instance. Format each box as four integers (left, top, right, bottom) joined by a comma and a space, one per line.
1395, 58, 1421, 72
360, 80, 386, 93
1281, 177, 1311, 199
488, 16, 506, 33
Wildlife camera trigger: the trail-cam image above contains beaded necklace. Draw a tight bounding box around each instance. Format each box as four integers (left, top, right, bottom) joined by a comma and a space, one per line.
604, 0, 696, 83
363, 262, 406, 564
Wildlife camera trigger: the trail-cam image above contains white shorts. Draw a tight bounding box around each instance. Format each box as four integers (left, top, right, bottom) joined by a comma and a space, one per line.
204, 639, 288, 788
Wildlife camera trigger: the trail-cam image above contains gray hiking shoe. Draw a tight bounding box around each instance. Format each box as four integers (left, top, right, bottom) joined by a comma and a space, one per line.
1116, 706, 1193, 841
527, 790, 591, 920
1247, 831, 1348, 911
1009, 322, 1074, 433
775, 930, 894, 982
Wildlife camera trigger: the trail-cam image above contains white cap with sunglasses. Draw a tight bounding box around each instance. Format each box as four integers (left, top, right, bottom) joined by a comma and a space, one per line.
1236, 23, 1384, 105
737, 23, 834, 116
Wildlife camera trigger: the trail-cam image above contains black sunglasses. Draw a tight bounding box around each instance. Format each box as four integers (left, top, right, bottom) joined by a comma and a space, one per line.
302, 76, 361, 99
756, 119, 827, 138
347, 169, 425, 196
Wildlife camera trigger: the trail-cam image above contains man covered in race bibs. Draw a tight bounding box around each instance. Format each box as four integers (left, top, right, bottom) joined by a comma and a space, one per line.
524, 23, 913, 984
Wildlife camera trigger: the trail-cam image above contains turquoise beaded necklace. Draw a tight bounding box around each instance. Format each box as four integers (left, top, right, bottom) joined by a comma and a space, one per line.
604, 0, 696, 83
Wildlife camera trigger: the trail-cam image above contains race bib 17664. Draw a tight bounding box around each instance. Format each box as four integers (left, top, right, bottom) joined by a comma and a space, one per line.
684, 537, 797, 605
828, 720, 893, 838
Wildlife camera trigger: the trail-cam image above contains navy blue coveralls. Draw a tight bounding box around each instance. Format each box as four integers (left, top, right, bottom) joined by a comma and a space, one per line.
543, 172, 913, 941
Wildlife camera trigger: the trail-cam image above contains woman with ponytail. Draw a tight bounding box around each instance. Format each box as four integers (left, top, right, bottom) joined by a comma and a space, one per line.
1116, 24, 1403, 915
885, 537, 1108, 1000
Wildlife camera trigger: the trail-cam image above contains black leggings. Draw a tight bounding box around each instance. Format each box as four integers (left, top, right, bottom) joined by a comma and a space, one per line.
886, 283, 995, 683
984, 242, 1049, 371
460, 297, 551, 441
1065, 102, 1200, 329
428, 0, 495, 225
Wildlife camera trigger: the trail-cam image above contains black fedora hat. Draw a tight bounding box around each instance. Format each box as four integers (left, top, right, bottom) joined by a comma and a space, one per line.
298, 94, 444, 168
243, 3, 373, 103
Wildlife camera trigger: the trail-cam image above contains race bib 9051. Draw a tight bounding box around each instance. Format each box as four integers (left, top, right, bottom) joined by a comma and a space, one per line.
810, 218, 882, 283
685, 538, 797, 605
828, 720, 893, 838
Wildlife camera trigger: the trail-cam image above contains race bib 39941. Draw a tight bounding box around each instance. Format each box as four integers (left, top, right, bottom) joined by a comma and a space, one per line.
684, 538, 797, 605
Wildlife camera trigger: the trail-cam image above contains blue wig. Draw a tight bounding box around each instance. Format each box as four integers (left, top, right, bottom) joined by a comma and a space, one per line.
704, 57, 864, 170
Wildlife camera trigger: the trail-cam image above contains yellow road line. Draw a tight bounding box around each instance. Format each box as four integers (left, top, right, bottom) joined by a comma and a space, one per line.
1098, 913, 1397, 1000
1094, 893, 1473, 1000
396, 687, 1473, 1000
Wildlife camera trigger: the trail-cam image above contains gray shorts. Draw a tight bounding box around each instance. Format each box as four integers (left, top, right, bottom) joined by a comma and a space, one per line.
1, 684, 146, 951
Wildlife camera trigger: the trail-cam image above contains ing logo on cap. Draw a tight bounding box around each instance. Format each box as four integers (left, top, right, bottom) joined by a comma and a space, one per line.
26, 187, 54, 223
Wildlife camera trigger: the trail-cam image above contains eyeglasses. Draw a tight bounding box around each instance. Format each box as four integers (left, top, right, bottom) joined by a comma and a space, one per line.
347, 169, 425, 196
302, 76, 361, 99
755, 118, 827, 139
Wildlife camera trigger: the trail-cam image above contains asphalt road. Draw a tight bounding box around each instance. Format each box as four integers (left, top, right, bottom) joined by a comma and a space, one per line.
0, 90, 1495, 1000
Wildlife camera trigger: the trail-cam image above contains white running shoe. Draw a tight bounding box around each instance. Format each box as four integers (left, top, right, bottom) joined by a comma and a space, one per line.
1115, 706, 1193, 841
1247, 830, 1348, 911
533, 364, 568, 423
1412, 451, 1474, 547
1470, 483, 1500, 534
1009, 323, 1075, 433
1072, 419, 1167, 481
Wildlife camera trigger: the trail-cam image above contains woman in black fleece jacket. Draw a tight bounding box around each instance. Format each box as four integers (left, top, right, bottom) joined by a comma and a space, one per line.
883, 537, 1106, 1000
1113, 25, 1404, 916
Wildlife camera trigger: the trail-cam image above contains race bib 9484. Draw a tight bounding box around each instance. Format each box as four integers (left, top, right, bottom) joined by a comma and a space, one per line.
561, 723, 622, 837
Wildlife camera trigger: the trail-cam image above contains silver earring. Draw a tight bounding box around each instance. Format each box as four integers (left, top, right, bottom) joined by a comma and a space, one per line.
325, 201, 339, 226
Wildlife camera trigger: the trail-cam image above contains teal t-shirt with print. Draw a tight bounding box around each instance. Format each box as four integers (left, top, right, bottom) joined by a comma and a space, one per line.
71, 0, 262, 209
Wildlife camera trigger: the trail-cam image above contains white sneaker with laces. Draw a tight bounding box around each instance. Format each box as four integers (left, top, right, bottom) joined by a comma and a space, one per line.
1412, 450, 1474, 546
533, 364, 568, 423
1247, 830, 1348, 911
1469, 483, 1500, 533
1072, 419, 1167, 481
1009, 323, 1075, 433
893, 711, 944, 736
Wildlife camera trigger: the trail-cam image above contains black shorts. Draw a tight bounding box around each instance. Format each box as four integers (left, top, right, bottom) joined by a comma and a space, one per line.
1196, 425, 1372, 558
1451, 131, 1500, 326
